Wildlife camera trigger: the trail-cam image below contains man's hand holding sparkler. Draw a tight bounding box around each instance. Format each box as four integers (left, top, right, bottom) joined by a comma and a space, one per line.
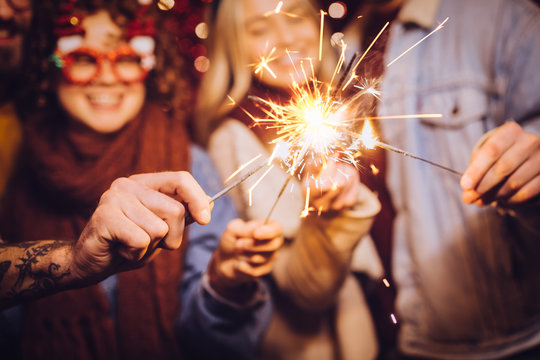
460, 122, 540, 206
72, 171, 213, 283
207, 219, 283, 303
305, 161, 360, 213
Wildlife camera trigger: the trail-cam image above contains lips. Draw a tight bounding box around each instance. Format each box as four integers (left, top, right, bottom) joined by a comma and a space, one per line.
87, 93, 124, 109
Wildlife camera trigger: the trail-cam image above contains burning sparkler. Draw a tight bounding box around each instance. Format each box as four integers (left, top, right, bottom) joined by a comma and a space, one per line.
189, 10, 455, 224
240, 12, 457, 217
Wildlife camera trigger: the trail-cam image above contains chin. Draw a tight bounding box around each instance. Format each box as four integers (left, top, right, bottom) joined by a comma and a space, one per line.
81, 115, 131, 133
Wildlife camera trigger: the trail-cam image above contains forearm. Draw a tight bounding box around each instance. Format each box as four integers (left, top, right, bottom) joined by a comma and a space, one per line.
0, 240, 75, 309
273, 187, 380, 310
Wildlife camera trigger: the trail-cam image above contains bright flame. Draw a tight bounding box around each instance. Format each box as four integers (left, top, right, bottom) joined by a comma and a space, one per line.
300, 186, 311, 218
360, 120, 377, 149
252, 46, 278, 79
226, 94, 236, 106
241, 12, 450, 220
275, 1, 283, 14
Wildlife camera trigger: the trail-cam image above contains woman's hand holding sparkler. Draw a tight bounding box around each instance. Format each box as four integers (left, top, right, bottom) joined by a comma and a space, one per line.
207, 219, 283, 303
306, 161, 360, 213
460, 122, 540, 206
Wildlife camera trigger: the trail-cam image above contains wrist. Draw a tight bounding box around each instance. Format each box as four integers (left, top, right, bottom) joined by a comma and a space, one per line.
207, 256, 258, 304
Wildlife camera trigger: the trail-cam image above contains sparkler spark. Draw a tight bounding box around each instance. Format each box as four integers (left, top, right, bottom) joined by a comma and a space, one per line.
252, 46, 278, 79
386, 17, 449, 67
244, 12, 459, 221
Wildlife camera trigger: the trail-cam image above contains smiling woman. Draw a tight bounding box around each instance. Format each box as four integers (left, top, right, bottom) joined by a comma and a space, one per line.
56, 10, 148, 132
19, 0, 190, 124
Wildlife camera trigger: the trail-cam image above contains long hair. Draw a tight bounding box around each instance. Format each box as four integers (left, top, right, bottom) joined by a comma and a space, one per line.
19, 0, 193, 123
194, 0, 336, 145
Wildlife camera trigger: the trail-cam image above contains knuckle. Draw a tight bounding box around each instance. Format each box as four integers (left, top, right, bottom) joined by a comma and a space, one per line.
525, 133, 540, 150
168, 202, 185, 218
98, 190, 115, 205
483, 141, 502, 159
151, 220, 169, 239
504, 121, 521, 133
110, 177, 131, 191
493, 160, 513, 177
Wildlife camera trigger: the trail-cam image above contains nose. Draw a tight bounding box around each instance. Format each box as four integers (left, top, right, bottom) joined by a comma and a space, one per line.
94, 59, 117, 85
274, 17, 295, 48
0, 0, 15, 20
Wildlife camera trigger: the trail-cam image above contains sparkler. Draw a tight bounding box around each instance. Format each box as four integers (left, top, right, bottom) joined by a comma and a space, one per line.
184, 161, 268, 226
196, 9, 455, 223
241, 11, 457, 217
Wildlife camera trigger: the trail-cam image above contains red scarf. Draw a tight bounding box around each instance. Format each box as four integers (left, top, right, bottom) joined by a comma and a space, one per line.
1, 103, 190, 360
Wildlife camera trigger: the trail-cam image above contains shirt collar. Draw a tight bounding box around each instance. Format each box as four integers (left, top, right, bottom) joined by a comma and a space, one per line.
398, 0, 441, 29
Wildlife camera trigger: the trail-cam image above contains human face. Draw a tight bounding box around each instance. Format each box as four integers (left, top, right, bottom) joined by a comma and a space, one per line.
0, 0, 32, 74
57, 11, 146, 133
242, 0, 319, 89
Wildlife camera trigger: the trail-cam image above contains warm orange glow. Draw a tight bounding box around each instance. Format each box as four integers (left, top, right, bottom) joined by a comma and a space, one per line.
370, 164, 380, 175
360, 120, 377, 149
300, 186, 311, 218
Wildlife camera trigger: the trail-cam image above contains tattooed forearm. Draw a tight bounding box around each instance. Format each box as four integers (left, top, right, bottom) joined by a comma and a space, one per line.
0, 241, 73, 309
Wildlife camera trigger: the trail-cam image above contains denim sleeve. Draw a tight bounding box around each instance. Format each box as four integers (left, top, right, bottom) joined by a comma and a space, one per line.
177, 145, 272, 360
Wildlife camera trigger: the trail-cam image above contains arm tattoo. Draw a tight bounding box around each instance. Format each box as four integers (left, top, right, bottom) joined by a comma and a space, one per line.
1, 242, 71, 305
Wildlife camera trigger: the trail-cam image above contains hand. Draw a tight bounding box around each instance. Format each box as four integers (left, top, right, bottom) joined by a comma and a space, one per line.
460, 122, 540, 206
208, 219, 283, 301
71, 171, 212, 283
306, 161, 360, 212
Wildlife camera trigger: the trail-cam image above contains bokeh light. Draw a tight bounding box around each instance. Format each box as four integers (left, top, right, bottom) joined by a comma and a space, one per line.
328, 1, 347, 19
195, 22, 209, 39
194, 55, 210, 72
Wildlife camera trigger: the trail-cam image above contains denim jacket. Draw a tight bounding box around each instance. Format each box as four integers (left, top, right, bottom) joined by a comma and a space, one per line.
378, 0, 540, 358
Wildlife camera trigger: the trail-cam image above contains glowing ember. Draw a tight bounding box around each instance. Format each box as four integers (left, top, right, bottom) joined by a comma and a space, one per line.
252, 46, 278, 79
390, 313, 398, 324
383, 278, 390, 287
300, 186, 312, 218
242, 11, 455, 221
370, 164, 380, 175
360, 120, 377, 149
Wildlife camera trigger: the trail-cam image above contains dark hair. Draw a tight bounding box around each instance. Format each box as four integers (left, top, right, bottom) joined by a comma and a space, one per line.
19, 0, 193, 122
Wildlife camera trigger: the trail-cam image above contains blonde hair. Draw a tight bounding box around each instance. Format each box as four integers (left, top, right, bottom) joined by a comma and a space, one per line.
195, 0, 336, 145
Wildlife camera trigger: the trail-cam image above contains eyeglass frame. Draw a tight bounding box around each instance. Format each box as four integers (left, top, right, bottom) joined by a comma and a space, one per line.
53, 44, 155, 85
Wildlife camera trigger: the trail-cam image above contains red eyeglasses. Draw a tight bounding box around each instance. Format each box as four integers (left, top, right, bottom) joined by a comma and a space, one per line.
54, 45, 155, 85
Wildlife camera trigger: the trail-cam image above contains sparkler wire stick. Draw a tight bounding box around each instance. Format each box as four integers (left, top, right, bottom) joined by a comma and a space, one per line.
374, 139, 463, 176
185, 161, 268, 225
264, 176, 293, 224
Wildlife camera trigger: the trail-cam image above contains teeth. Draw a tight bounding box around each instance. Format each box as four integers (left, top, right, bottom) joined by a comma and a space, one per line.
88, 94, 121, 105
